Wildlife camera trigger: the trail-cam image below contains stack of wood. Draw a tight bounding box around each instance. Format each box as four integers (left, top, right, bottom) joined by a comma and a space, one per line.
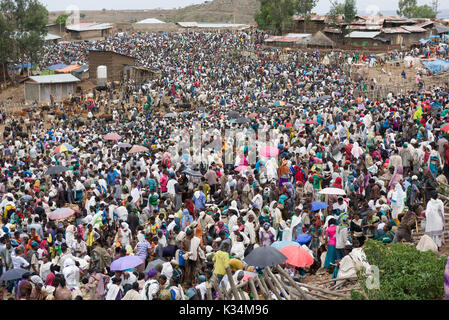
205, 265, 359, 300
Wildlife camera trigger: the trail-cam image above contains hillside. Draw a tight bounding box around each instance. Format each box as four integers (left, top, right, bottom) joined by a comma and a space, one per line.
49, 0, 259, 25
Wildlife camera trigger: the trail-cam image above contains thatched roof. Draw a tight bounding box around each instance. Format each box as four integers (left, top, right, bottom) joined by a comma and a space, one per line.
307, 31, 336, 48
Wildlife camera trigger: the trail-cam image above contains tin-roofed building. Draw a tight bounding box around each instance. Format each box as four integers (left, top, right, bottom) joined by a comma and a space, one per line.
66, 23, 113, 40
24, 74, 80, 103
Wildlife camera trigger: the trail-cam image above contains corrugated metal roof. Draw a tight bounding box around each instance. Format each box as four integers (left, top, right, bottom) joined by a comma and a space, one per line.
44, 33, 62, 41
27, 74, 80, 84
345, 31, 381, 39
177, 22, 197, 27
415, 21, 434, 28
435, 23, 449, 34
285, 33, 311, 38
381, 27, 410, 34
177, 22, 249, 28
135, 18, 166, 24
66, 23, 113, 32
323, 27, 342, 34
350, 25, 382, 30
401, 25, 427, 33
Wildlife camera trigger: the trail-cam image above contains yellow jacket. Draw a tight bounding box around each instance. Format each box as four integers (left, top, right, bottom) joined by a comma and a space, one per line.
212, 250, 230, 275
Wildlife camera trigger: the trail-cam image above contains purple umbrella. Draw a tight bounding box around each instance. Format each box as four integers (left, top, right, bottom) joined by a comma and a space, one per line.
110, 256, 144, 271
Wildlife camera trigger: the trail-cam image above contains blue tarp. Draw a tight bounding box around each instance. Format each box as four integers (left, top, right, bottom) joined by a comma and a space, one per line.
47, 64, 68, 71
422, 59, 449, 74
8, 63, 32, 70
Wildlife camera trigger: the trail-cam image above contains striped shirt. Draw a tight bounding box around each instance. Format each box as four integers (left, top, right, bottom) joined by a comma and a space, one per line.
136, 240, 151, 259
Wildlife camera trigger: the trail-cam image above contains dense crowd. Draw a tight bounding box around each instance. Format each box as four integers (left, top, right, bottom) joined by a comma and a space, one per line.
0, 30, 448, 300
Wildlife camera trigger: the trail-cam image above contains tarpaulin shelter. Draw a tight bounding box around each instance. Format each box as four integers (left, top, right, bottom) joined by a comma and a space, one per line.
421, 59, 449, 74
55, 65, 81, 73
47, 64, 68, 71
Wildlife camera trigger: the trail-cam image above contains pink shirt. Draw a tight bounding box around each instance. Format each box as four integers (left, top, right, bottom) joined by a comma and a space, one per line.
326, 225, 337, 246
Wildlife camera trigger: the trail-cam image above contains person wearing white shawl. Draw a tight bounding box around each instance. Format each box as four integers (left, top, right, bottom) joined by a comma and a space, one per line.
269, 201, 282, 235
230, 234, 246, 259
227, 206, 239, 232
425, 192, 445, 247
290, 211, 303, 241
390, 183, 406, 220
244, 212, 258, 245
279, 220, 292, 241
62, 258, 80, 288
105, 277, 124, 300
65, 224, 76, 248
351, 141, 363, 159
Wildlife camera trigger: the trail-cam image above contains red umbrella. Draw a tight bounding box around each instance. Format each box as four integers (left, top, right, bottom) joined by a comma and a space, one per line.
104, 132, 122, 141
440, 123, 449, 132
280, 245, 314, 267
285, 123, 292, 127
304, 120, 319, 125
260, 146, 279, 157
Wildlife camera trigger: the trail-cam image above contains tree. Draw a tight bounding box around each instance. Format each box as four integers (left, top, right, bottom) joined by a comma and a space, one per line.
296, 0, 318, 32
397, 0, 437, 18
254, 0, 296, 35
343, 0, 356, 24
80, 13, 86, 19
397, 0, 417, 18
412, 4, 436, 18
1, 0, 48, 74
55, 13, 68, 26
0, 13, 13, 84
327, 0, 345, 28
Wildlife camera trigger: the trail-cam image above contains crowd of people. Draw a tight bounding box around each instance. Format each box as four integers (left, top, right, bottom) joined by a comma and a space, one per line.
0, 29, 448, 300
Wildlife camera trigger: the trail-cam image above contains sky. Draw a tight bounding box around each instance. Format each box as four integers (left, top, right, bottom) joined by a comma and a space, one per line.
40, 0, 448, 14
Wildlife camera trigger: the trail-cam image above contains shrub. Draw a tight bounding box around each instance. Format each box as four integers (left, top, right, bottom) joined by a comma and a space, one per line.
351, 239, 446, 300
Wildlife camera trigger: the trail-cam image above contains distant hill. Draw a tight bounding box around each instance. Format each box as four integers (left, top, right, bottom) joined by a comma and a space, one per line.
49, 0, 260, 25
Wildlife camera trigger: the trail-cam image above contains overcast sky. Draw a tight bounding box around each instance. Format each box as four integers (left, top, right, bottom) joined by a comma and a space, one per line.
40, 0, 447, 14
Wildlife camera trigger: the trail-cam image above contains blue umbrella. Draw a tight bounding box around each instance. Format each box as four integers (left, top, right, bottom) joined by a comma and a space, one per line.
311, 202, 329, 211
326, 124, 335, 130
296, 233, 312, 245
271, 241, 300, 250
110, 256, 144, 271
0, 268, 29, 281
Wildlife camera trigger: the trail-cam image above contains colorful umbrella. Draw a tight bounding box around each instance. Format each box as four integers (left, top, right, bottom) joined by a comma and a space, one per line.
49, 207, 75, 221
280, 245, 314, 267
54, 143, 74, 153
248, 112, 259, 118
285, 123, 292, 127
260, 146, 279, 157
234, 165, 248, 172
441, 123, 449, 132
273, 101, 286, 107
110, 256, 145, 271
311, 202, 329, 211
128, 145, 149, 154
271, 241, 300, 250
304, 120, 319, 125
104, 132, 122, 141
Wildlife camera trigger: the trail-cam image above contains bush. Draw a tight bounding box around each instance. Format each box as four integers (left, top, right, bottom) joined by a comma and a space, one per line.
351, 239, 446, 300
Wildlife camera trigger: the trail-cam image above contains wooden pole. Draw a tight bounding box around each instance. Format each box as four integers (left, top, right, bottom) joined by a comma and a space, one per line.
248, 277, 259, 300
259, 277, 271, 297
314, 275, 358, 285
275, 265, 310, 300
225, 266, 241, 300
211, 275, 225, 300
294, 282, 348, 298
264, 267, 291, 300
206, 282, 213, 300
264, 276, 283, 300
255, 276, 270, 300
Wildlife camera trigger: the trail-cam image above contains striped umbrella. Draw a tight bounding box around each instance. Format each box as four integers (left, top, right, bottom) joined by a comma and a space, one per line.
54, 143, 74, 153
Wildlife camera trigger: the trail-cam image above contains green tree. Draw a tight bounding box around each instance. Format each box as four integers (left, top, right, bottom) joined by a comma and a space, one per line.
0, 13, 13, 84
327, 0, 345, 28
55, 13, 68, 26
80, 13, 86, 19
411, 4, 437, 18
254, 0, 296, 35
1, 0, 48, 74
296, 0, 318, 32
397, 0, 417, 18
343, 0, 356, 24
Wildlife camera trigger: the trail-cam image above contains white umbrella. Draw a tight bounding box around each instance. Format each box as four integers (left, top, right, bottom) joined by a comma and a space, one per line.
319, 187, 346, 196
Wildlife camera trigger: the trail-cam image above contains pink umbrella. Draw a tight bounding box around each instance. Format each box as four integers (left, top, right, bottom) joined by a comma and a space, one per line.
49, 208, 75, 221
304, 120, 319, 125
234, 165, 248, 172
260, 146, 279, 157
104, 132, 122, 141
128, 145, 149, 154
